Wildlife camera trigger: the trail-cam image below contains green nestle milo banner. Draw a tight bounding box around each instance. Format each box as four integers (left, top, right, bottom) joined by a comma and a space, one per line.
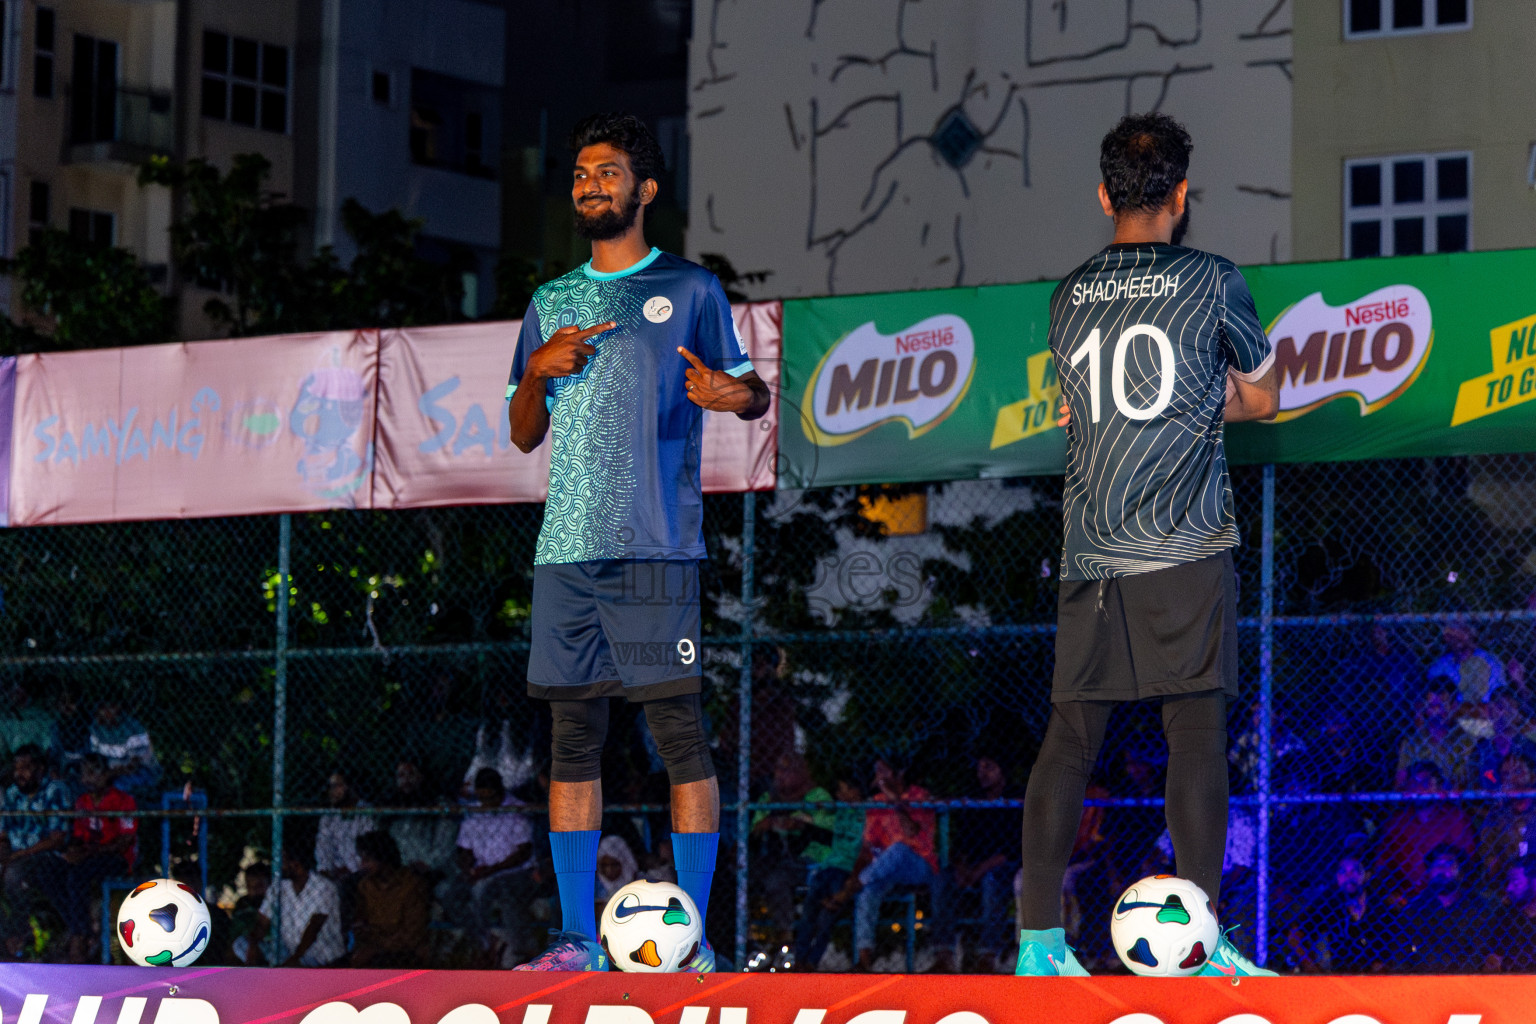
779, 248, 1536, 488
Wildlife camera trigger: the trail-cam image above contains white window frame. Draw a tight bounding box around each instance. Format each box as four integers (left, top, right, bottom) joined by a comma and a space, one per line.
1344, 151, 1472, 259
1344, 0, 1471, 40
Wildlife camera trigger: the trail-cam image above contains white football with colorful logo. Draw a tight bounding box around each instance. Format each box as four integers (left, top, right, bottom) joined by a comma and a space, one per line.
599, 879, 702, 973
116, 878, 212, 967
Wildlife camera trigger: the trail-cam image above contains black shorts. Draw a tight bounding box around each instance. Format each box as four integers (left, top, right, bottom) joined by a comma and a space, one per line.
1052, 549, 1239, 703
527, 559, 703, 702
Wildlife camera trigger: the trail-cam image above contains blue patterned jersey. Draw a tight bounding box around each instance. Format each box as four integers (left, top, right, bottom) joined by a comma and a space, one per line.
1051, 243, 1274, 580
508, 249, 754, 565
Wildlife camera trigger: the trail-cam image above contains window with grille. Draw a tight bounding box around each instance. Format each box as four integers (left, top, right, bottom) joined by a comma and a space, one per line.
201, 30, 288, 134
1346, 0, 1470, 38
1344, 152, 1471, 258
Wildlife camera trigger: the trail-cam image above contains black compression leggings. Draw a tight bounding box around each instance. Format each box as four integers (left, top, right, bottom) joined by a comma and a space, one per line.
1017, 691, 1229, 930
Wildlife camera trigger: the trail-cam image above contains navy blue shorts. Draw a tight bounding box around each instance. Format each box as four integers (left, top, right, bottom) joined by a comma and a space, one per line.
527, 559, 703, 701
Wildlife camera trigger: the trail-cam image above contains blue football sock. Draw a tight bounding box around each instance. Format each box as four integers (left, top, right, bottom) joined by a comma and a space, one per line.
672, 831, 719, 928
550, 829, 601, 940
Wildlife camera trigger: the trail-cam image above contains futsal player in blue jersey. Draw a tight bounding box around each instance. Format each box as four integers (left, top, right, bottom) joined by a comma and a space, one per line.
506, 113, 769, 972
1013, 114, 1280, 977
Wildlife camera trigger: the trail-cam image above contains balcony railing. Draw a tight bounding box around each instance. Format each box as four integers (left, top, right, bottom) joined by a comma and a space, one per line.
67, 86, 173, 166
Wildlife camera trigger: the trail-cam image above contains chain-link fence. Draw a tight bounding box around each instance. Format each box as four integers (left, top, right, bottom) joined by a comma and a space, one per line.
0, 454, 1533, 971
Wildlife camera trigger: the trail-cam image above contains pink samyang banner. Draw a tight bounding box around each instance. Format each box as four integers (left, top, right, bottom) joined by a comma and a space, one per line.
10, 332, 377, 527
371, 303, 781, 509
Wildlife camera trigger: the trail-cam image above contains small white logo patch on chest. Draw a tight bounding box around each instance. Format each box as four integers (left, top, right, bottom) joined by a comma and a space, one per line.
643, 296, 674, 323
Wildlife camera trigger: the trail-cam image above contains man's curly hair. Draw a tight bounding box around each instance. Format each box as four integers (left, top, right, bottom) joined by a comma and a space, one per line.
569, 112, 666, 184
1098, 112, 1192, 216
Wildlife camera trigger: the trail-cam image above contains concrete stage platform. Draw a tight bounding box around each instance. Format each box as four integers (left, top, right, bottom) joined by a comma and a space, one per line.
0, 964, 1523, 1023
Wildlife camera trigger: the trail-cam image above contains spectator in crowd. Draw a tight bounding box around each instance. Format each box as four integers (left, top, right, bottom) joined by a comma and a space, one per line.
238, 845, 346, 967
315, 770, 372, 918
594, 833, 639, 908
0, 681, 58, 775
1395, 681, 1476, 790
1340, 623, 1420, 763
1479, 750, 1536, 887
1229, 702, 1306, 794
1059, 781, 1110, 964
1429, 624, 1505, 705
796, 770, 865, 971
1469, 692, 1536, 790
50, 683, 91, 772
40, 753, 137, 962
385, 758, 458, 893
348, 830, 431, 968
88, 699, 160, 795
941, 754, 1021, 974
749, 752, 829, 954
717, 646, 798, 796
442, 767, 538, 967
1286, 852, 1397, 973
1402, 844, 1492, 973
1374, 761, 1476, 906
229, 861, 272, 956
0, 745, 71, 957
1487, 855, 1536, 972
828, 757, 940, 972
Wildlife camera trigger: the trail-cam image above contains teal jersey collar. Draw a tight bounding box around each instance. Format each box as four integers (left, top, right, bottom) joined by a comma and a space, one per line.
582, 246, 663, 281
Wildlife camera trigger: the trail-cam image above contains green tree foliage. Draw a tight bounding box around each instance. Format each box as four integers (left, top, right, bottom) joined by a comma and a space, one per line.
0, 229, 173, 353
334, 199, 471, 328
139, 153, 321, 337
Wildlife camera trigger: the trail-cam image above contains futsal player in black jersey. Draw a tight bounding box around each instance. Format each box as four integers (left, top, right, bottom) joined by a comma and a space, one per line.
1014, 113, 1280, 977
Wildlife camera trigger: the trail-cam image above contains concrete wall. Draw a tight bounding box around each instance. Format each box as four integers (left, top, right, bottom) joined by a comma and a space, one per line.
687, 0, 1293, 299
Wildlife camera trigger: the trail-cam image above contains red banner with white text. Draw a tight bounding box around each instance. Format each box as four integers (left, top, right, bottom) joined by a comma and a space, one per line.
0, 964, 1531, 1024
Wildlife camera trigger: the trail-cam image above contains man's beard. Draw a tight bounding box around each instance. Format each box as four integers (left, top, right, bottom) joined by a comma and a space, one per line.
1171, 203, 1191, 246
574, 183, 642, 241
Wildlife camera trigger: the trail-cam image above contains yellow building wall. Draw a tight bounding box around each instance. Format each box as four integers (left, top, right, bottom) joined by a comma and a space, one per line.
1293, 2, 1536, 262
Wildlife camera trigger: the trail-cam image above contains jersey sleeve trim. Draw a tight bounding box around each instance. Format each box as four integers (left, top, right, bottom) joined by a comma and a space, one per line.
505, 384, 556, 412
724, 360, 756, 379
1231, 348, 1276, 384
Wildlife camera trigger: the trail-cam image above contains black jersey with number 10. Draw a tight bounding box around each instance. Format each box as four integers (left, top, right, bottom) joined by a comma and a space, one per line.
1049, 242, 1274, 581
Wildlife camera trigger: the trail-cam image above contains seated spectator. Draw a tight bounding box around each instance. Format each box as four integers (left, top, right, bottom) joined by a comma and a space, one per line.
316, 771, 372, 887
441, 767, 537, 967
795, 771, 865, 971
0, 745, 71, 957
1339, 623, 1420, 764
0, 681, 59, 775
88, 699, 160, 796
1470, 693, 1536, 790
237, 845, 345, 967
1395, 681, 1476, 790
1285, 852, 1397, 973
39, 753, 137, 962
229, 861, 272, 956
385, 758, 458, 891
1374, 761, 1476, 907
1487, 855, 1536, 972
1480, 750, 1536, 886
939, 754, 1021, 974
1402, 843, 1492, 973
348, 830, 431, 968
595, 834, 639, 909
828, 757, 939, 972
1429, 623, 1505, 704
749, 752, 829, 954
50, 684, 91, 774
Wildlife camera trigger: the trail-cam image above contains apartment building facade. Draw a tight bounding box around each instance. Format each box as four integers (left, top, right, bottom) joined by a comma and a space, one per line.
0, 0, 506, 334
1293, 0, 1536, 261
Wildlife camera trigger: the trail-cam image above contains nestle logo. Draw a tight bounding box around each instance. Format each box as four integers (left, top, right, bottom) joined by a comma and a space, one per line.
894, 328, 954, 354
1344, 297, 1410, 327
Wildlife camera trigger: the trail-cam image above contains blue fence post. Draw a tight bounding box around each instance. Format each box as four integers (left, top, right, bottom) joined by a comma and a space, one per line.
271, 512, 291, 949
1257, 465, 1275, 964
735, 491, 756, 965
